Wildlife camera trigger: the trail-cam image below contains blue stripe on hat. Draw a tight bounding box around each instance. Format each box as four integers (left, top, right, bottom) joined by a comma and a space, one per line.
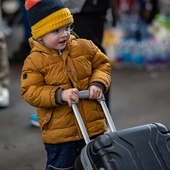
28, 0, 66, 26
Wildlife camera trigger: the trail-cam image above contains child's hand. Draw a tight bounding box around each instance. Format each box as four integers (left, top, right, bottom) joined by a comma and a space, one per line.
89, 85, 103, 100
61, 88, 79, 107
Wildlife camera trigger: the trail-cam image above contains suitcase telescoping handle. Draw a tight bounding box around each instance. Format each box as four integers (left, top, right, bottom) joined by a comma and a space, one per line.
71, 90, 116, 144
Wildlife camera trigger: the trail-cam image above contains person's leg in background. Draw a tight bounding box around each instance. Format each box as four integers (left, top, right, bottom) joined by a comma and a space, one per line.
73, 13, 110, 109
73, 13, 105, 53
0, 0, 10, 107
12, 0, 31, 62
19, 0, 31, 45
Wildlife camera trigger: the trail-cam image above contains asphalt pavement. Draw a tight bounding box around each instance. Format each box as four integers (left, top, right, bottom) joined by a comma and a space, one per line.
0, 25, 170, 170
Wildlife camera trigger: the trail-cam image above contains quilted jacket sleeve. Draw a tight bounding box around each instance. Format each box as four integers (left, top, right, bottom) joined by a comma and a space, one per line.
89, 41, 111, 92
20, 55, 58, 108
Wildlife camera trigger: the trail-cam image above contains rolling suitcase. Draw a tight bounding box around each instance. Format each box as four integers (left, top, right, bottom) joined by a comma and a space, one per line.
73, 90, 170, 170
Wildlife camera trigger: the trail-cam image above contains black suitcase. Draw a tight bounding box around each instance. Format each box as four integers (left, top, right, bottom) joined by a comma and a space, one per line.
72, 90, 170, 170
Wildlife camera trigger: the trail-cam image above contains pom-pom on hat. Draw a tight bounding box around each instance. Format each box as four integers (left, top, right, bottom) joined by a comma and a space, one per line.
20, 0, 74, 39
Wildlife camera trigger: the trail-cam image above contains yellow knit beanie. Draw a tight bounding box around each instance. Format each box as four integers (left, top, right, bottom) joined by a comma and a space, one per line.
20, 0, 74, 39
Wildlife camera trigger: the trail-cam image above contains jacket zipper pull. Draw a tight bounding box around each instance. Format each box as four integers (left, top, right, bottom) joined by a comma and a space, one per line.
58, 50, 62, 56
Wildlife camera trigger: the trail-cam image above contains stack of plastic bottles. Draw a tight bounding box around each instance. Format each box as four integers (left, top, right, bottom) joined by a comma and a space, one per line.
114, 39, 170, 71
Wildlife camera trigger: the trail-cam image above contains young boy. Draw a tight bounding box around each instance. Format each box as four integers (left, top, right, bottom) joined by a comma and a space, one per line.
20, 0, 111, 169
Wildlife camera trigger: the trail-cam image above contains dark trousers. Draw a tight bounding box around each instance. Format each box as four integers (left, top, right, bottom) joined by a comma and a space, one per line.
44, 134, 102, 169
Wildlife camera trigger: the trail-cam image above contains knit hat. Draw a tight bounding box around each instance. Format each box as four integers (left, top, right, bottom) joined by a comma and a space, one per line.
20, 0, 74, 39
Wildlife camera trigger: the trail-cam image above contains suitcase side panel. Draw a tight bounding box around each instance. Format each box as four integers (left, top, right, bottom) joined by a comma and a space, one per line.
111, 123, 170, 170
75, 123, 170, 170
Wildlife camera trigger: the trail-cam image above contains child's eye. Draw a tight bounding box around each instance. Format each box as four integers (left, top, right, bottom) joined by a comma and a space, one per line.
68, 24, 74, 31
67, 25, 71, 29
65, 25, 71, 31
52, 24, 74, 34
53, 29, 59, 33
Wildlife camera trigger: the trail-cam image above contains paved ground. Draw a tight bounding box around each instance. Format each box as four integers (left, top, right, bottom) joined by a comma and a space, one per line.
0, 25, 170, 170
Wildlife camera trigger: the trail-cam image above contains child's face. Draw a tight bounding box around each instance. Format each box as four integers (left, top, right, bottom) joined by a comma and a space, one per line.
40, 24, 72, 50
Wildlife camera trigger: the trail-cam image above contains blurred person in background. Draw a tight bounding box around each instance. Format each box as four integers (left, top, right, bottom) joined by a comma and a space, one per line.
0, 0, 10, 107
11, 0, 31, 62
1, 0, 31, 62
137, 0, 159, 24
1, 0, 20, 37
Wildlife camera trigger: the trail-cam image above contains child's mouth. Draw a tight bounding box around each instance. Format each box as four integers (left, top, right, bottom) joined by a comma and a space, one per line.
59, 40, 66, 44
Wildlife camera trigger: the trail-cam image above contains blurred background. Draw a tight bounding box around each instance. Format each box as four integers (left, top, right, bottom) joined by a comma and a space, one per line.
0, 0, 170, 169
103, 0, 170, 71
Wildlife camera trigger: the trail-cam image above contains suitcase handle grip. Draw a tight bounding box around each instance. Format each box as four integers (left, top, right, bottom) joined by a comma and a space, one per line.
72, 90, 105, 103
72, 90, 116, 144
78, 90, 90, 99
78, 90, 105, 101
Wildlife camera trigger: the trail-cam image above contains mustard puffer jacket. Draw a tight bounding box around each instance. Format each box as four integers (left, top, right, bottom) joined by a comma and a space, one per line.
20, 35, 111, 144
